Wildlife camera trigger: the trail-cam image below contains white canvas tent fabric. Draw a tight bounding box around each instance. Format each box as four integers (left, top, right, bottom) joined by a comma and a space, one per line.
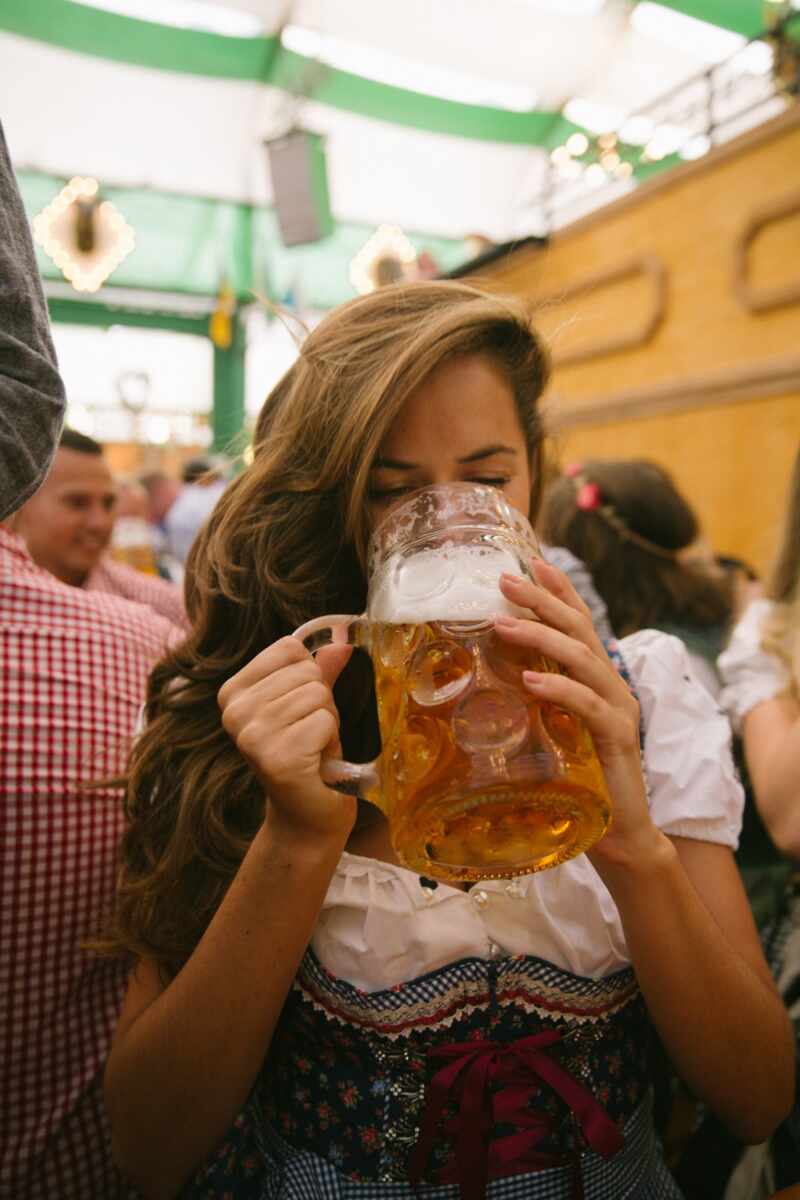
0, 0, 792, 443
0, 0, 792, 306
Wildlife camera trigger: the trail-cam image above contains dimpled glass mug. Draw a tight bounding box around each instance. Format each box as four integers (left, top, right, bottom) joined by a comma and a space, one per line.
294, 483, 611, 883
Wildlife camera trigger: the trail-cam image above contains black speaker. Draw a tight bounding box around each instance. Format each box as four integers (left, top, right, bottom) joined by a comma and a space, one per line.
265, 129, 334, 247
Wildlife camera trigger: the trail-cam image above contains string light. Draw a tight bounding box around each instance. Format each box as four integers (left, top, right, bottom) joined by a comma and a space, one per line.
585, 163, 608, 187
550, 145, 572, 165
565, 132, 589, 156
679, 134, 711, 161
558, 159, 584, 180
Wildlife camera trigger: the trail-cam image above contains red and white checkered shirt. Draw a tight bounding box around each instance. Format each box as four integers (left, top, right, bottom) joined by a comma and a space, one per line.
88, 557, 189, 631
0, 528, 180, 1198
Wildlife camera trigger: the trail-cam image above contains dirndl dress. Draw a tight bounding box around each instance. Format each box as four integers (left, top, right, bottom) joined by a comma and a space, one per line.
183, 948, 683, 1200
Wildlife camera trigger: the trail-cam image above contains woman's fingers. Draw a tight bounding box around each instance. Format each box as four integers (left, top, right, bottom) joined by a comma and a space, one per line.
521, 669, 639, 756
499, 561, 605, 654
235, 706, 340, 783
316, 644, 353, 690
494, 557, 640, 759
221, 658, 341, 739
262, 678, 340, 731
218, 636, 309, 708
216, 636, 357, 836
531, 557, 592, 614
218, 638, 353, 715
494, 615, 624, 705
230, 657, 322, 705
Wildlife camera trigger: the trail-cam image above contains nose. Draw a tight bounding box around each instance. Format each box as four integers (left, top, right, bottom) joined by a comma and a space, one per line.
86, 503, 114, 536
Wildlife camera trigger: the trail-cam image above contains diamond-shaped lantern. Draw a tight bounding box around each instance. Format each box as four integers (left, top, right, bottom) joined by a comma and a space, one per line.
349, 224, 417, 296
33, 177, 135, 293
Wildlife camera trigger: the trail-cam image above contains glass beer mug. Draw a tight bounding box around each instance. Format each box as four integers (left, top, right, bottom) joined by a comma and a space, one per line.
294, 483, 611, 883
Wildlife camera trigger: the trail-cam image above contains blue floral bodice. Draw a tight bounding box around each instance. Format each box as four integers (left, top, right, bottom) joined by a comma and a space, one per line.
185, 950, 681, 1199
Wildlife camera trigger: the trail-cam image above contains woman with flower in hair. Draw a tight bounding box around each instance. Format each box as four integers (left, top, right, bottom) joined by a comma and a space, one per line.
101, 283, 790, 1200
541, 456, 787, 915
540, 459, 736, 699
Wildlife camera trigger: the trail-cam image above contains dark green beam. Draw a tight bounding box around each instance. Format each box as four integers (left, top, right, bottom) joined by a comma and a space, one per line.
211, 313, 247, 455
47, 296, 210, 336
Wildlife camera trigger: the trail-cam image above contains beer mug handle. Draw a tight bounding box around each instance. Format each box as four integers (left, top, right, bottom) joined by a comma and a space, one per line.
291, 614, 381, 801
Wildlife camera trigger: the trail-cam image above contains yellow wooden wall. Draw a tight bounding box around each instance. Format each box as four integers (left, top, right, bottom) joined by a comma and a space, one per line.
472, 105, 800, 576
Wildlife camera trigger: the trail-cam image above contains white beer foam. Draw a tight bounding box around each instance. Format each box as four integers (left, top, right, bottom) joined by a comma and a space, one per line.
371, 545, 530, 623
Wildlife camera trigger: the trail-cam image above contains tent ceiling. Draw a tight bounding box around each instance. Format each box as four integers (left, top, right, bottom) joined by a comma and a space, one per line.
0, 0, 793, 309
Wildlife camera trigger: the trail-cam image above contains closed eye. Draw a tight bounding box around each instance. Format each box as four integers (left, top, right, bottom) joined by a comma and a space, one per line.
368, 485, 415, 500
369, 476, 512, 500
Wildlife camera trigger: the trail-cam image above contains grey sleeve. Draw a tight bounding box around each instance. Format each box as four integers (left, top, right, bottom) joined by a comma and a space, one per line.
0, 120, 66, 520
540, 543, 615, 643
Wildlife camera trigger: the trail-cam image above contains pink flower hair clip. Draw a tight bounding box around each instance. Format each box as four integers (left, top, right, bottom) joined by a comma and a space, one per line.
576, 481, 602, 511
563, 462, 678, 559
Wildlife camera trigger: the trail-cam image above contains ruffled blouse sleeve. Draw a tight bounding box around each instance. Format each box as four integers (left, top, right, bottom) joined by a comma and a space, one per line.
622, 629, 744, 848
717, 599, 791, 734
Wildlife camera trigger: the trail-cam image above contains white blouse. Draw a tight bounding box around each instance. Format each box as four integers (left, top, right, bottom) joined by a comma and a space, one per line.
718, 598, 791, 733
311, 630, 744, 991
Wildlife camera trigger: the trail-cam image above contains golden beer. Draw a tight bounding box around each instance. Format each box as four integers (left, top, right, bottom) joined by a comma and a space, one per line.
370, 619, 611, 882
296, 482, 613, 882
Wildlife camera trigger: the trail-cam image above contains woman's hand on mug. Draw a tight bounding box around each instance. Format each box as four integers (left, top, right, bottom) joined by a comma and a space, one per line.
218, 637, 356, 841
494, 560, 657, 861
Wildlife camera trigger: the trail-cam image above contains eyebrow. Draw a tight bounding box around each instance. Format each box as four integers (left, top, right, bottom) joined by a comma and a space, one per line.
372, 444, 518, 471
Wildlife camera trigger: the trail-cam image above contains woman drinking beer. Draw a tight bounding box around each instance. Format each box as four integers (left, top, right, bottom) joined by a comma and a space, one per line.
102, 281, 791, 1199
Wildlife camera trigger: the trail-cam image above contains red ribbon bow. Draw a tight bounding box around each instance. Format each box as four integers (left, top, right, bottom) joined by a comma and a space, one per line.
408, 1031, 624, 1200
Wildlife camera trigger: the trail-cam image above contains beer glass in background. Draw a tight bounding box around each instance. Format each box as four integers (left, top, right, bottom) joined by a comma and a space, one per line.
295, 483, 611, 883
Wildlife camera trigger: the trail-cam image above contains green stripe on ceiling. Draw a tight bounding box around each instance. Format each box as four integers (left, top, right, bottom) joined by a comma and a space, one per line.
641, 1, 765, 38
0, 0, 278, 80
271, 51, 565, 146
0, 0, 771, 150
0, 0, 574, 147
47, 296, 211, 335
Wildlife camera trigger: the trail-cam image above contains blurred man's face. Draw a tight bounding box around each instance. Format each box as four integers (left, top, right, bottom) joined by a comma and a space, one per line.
15, 448, 117, 586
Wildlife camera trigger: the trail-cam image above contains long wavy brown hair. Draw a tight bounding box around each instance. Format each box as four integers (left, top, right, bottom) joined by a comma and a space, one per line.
104, 281, 550, 977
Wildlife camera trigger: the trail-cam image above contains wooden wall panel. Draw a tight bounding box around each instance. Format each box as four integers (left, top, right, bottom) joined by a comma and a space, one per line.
473, 106, 800, 573
735, 188, 800, 311
548, 394, 800, 578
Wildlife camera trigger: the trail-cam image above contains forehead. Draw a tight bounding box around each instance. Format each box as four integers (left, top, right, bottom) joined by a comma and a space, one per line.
47, 448, 115, 491
381, 354, 523, 452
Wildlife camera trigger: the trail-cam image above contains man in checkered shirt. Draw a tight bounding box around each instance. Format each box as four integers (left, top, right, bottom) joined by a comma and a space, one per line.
0, 529, 182, 1197
0, 121, 182, 1197
14, 428, 189, 631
